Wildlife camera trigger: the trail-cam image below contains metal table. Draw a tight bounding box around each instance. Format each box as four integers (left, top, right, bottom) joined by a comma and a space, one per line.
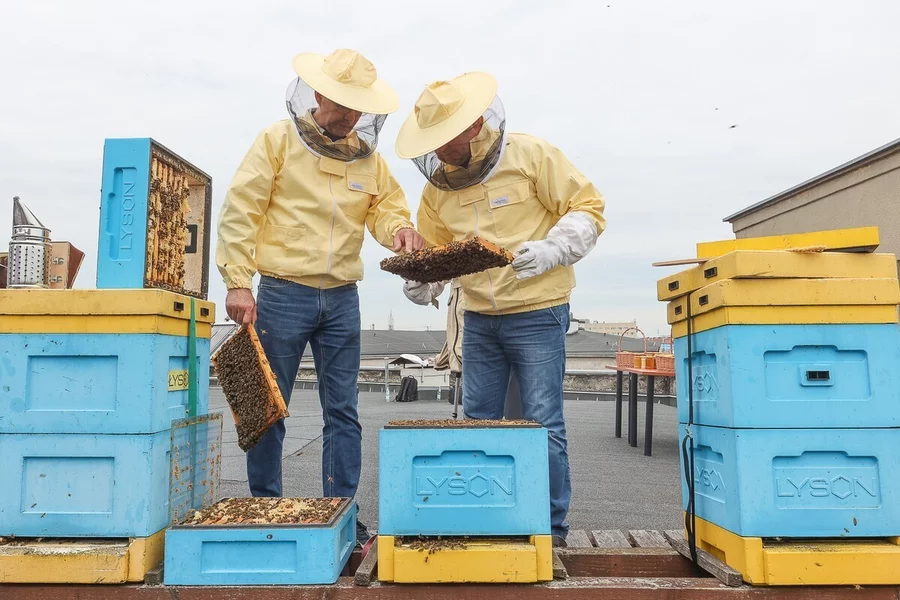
607, 366, 675, 456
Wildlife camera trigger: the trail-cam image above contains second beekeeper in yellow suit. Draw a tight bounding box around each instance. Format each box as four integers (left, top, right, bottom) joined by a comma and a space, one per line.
215, 48, 424, 546
395, 72, 606, 546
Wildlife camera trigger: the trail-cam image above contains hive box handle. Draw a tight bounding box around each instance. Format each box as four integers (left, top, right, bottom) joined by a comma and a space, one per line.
704, 267, 718, 278
668, 281, 680, 291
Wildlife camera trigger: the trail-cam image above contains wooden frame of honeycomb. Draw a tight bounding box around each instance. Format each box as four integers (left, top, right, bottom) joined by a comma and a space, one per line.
380, 237, 514, 284
212, 323, 289, 451
145, 142, 212, 299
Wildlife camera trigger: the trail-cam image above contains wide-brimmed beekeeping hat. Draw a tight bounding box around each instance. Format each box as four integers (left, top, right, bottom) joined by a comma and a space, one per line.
395, 72, 498, 159
292, 48, 399, 115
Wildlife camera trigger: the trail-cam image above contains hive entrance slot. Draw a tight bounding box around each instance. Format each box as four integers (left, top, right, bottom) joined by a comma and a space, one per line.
806, 370, 831, 382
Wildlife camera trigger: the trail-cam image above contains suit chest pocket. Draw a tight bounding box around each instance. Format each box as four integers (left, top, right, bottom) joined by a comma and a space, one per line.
486, 181, 536, 238
340, 174, 377, 221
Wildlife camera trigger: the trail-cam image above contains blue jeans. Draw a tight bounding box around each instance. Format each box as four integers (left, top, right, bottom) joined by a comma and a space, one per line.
462, 304, 572, 538
249, 276, 362, 501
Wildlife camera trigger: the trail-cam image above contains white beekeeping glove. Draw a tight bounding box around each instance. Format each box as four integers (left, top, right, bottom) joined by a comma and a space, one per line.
403, 279, 446, 308
511, 212, 599, 280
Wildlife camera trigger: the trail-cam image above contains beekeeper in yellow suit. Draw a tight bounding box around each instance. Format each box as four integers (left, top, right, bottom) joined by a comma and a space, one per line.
396, 72, 606, 546
215, 48, 424, 546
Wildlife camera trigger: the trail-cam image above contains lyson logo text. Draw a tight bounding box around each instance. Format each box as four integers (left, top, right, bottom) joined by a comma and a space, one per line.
416, 473, 513, 498
412, 451, 516, 507
120, 171, 137, 252
168, 369, 189, 392
774, 455, 880, 509
776, 476, 877, 500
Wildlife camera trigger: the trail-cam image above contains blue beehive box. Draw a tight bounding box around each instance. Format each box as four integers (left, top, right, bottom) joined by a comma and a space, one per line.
0, 430, 171, 537
378, 423, 551, 536
97, 138, 212, 300
0, 333, 209, 434
163, 498, 356, 586
675, 323, 900, 428
678, 424, 900, 538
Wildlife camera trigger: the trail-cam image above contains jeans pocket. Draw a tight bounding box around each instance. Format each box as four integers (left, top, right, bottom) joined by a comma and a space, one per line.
547, 304, 569, 327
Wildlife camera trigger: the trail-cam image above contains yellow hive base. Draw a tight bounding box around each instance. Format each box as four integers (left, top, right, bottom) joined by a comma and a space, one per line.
671, 304, 900, 337
688, 515, 900, 586
666, 278, 900, 325
377, 535, 553, 583
0, 529, 165, 584
696, 226, 880, 259
657, 251, 898, 301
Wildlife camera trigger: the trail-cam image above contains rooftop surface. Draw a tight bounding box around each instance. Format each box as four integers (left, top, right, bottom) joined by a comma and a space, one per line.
213, 387, 683, 531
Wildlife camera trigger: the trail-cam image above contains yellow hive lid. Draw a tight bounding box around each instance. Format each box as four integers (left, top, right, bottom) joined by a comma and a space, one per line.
696, 226, 880, 259
0, 289, 216, 322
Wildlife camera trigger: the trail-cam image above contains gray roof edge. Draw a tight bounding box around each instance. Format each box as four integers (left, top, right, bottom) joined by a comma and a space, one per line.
723, 136, 900, 223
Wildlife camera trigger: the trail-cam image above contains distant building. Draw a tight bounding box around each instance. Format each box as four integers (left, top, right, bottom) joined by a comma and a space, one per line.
209, 324, 658, 373
725, 136, 900, 278
578, 319, 640, 338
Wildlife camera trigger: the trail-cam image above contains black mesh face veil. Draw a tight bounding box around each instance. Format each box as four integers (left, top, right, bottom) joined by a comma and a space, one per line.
412, 95, 507, 191
285, 77, 386, 162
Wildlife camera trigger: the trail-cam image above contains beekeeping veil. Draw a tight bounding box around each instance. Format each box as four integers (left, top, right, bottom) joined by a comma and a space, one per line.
288, 49, 400, 162
395, 73, 507, 191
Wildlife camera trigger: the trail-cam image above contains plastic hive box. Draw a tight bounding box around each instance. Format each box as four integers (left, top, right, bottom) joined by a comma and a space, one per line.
378, 422, 551, 536
679, 424, 900, 538
96, 138, 212, 300
163, 498, 356, 586
0, 430, 172, 537
0, 333, 209, 434
674, 323, 900, 428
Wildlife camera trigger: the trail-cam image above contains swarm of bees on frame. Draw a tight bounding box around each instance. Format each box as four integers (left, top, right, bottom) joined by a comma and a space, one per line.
380, 238, 513, 284
182, 497, 345, 526
212, 325, 288, 451
146, 150, 191, 293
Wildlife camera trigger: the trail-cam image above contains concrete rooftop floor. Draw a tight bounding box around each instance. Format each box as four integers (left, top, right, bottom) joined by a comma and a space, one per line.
212, 388, 683, 532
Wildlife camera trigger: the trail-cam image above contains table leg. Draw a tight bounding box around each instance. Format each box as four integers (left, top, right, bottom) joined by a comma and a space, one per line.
644, 375, 655, 457
614, 370, 623, 438
628, 373, 638, 447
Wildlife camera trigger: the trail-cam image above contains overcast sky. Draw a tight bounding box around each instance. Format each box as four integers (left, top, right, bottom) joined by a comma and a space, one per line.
2, 0, 899, 334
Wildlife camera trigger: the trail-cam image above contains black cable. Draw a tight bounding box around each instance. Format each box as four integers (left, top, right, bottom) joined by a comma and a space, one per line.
680, 291, 699, 565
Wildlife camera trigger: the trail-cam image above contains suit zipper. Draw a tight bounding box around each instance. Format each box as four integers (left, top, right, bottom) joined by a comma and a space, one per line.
473, 204, 499, 311
320, 174, 337, 289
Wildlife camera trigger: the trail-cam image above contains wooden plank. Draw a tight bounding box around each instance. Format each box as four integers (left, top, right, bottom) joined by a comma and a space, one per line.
552, 550, 568, 580
5, 579, 900, 599
557, 548, 701, 579
628, 530, 670, 548
565, 530, 593, 548
664, 530, 743, 587
354, 539, 378, 586
653, 257, 708, 267
591, 530, 632, 548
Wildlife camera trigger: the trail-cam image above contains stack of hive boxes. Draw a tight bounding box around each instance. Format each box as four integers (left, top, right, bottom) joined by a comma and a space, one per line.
377, 421, 554, 583
0, 138, 215, 584
658, 227, 900, 586
0, 291, 215, 583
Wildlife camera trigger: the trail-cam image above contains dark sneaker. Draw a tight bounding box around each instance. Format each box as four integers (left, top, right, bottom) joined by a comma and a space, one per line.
552, 535, 568, 548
